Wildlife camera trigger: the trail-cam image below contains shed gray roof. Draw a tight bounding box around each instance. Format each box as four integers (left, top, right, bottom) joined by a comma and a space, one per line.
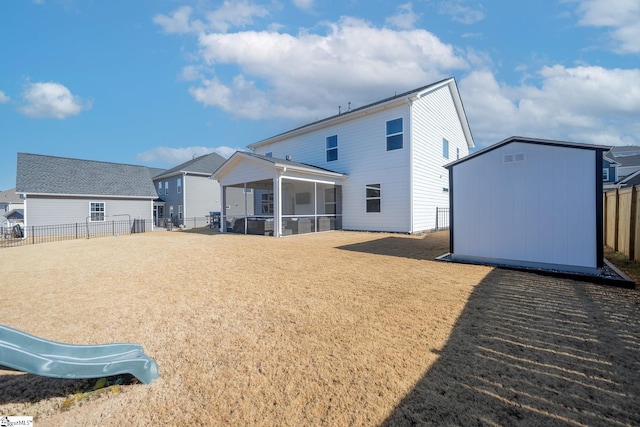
445, 136, 611, 169
154, 152, 226, 180
16, 153, 159, 198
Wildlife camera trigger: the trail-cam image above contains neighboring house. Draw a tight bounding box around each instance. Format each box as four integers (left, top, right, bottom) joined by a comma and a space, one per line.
602, 155, 619, 190
446, 136, 609, 274
606, 146, 640, 180
16, 153, 159, 230
213, 77, 474, 236
0, 188, 24, 216
152, 152, 226, 226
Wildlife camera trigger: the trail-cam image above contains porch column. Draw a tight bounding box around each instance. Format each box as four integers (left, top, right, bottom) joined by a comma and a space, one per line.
274, 175, 281, 237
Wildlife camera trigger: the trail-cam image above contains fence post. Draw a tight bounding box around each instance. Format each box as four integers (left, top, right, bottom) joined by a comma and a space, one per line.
614, 189, 619, 252
629, 186, 637, 260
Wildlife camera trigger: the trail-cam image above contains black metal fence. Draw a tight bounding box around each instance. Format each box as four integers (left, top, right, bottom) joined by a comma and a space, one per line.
0, 219, 152, 248
435, 207, 450, 231
0, 216, 219, 248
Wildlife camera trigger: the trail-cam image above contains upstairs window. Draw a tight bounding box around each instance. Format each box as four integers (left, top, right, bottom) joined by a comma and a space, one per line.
164, 182, 168, 195
90, 202, 105, 222
157, 182, 162, 194
177, 178, 182, 194
326, 135, 338, 162
386, 118, 403, 151
366, 184, 381, 213
443, 138, 449, 159
603, 169, 609, 181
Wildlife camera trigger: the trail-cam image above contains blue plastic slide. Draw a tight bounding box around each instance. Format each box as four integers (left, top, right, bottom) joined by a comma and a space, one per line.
0, 324, 158, 384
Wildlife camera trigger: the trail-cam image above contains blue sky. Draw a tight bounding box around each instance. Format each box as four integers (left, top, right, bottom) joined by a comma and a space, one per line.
1, 0, 639, 190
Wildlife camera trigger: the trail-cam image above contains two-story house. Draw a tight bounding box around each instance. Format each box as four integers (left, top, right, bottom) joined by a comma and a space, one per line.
213, 77, 475, 236
152, 152, 226, 226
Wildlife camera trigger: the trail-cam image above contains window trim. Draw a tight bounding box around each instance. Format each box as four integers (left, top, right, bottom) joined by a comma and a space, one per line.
89, 202, 105, 222
603, 168, 609, 181
326, 135, 338, 162
386, 118, 403, 151
177, 178, 182, 194
178, 204, 183, 220
365, 183, 381, 213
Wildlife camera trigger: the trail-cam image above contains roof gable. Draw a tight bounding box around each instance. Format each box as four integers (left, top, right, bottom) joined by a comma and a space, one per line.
212, 151, 346, 181
248, 77, 474, 150
16, 153, 158, 198
154, 152, 226, 180
446, 136, 610, 170
0, 188, 22, 204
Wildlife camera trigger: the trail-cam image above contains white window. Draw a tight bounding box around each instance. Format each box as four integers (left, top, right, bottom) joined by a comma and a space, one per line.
603, 169, 609, 181
443, 138, 449, 159
386, 118, 403, 151
261, 193, 274, 214
326, 135, 338, 162
90, 202, 105, 222
366, 184, 381, 213
177, 178, 182, 194
157, 182, 162, 194
178, 205, 183, 220
164, 181, 168, 195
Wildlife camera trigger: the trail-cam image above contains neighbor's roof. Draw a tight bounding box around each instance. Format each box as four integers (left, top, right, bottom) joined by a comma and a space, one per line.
212, 151, 346, 181
0, 188, 22, 204
153, 152, 226, 180
248, 77, 474, 150
16, 153, 159, 198
445, 136, 611, 169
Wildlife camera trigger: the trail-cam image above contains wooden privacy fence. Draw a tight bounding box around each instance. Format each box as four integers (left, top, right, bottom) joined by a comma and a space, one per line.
604, 188, 640, 261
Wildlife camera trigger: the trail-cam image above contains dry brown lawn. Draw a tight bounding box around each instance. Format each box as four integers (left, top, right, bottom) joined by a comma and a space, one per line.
1, 230, 640, 426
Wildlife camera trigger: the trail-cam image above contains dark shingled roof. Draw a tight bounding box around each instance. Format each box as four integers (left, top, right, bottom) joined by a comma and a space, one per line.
154, 152, 226, 180
16, 153, 159, 198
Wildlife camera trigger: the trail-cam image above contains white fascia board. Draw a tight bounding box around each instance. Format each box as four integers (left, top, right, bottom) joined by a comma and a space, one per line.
20, 192, 157, 199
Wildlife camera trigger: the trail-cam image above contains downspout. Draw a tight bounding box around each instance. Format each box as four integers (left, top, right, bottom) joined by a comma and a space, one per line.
407, 96, 416, 234
182, 172, 187, 224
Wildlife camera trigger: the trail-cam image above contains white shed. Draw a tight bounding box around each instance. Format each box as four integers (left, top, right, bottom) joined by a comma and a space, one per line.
446, 136, 609, 274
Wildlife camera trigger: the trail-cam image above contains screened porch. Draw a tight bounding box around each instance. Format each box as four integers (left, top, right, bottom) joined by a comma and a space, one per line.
222, 178, 342, 237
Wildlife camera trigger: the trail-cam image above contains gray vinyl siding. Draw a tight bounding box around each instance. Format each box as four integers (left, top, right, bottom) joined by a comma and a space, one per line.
184, 175, 221, 218
24, 196, 153, 227
411, 84, 470, 232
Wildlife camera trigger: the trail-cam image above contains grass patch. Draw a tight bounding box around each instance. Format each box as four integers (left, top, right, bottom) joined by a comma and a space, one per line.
605, 246, 640, 285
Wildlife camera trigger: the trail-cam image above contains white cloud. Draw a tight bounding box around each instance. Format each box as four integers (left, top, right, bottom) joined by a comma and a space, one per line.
154, 1, 269, 34
438, 0, 484, 24
136, 146, 239, 165
460, 66, 640, 147
386, 3, 420, 30
573, 0, 640, 53
188, 17, 467, 120
292, 0, 314, 11
153, 6, 197, 34
0, 91, 10, 103
19, 82, 90, 119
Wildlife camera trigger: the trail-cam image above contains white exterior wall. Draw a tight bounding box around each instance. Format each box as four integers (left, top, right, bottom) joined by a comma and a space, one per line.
411, 85, 470, 232
184, 175, 221, 218
253, 104, 413, 233
24, 196, 153, 227
452, 142, 598, 271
